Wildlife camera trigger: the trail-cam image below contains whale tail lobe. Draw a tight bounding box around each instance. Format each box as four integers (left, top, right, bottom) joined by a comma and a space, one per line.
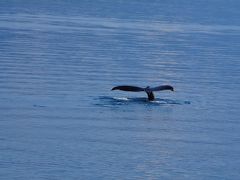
111, 85, 174, 101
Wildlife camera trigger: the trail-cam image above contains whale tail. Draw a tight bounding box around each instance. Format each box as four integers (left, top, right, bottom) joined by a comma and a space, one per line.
111, 85, 144, 92
111, 85, 174, 101
149, 85, 174, 92
146, 91, 155, 101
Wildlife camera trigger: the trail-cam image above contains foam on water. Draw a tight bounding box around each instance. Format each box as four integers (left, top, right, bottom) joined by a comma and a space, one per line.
113, 97, 129, 101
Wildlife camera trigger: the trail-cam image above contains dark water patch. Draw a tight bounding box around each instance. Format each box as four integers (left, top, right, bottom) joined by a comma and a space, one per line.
33, 104, 47, 108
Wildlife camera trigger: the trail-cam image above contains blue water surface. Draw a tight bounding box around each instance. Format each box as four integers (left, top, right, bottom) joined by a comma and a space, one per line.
0, 0, 240, 179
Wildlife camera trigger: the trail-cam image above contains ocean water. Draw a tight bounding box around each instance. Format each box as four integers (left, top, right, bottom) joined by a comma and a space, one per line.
0, 0, 240, 179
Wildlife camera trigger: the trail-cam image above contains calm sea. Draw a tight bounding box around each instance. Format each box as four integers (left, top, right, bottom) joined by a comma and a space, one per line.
0, 0, 240, 179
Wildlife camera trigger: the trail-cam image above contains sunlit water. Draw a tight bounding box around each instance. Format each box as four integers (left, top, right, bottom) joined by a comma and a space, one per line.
0, 1, 240, 179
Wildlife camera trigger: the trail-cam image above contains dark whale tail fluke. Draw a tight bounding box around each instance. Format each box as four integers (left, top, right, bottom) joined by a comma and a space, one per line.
111, 85, 174, 101
111, 86, 144, 92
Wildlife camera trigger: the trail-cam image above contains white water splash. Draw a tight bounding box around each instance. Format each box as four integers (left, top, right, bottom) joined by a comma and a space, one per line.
113, 97, 129, 101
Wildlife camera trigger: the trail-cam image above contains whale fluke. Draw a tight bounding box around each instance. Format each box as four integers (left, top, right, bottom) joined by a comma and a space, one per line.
111, 85, 174, 101
149, 85, 174, 92
111, 86, 144, 92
